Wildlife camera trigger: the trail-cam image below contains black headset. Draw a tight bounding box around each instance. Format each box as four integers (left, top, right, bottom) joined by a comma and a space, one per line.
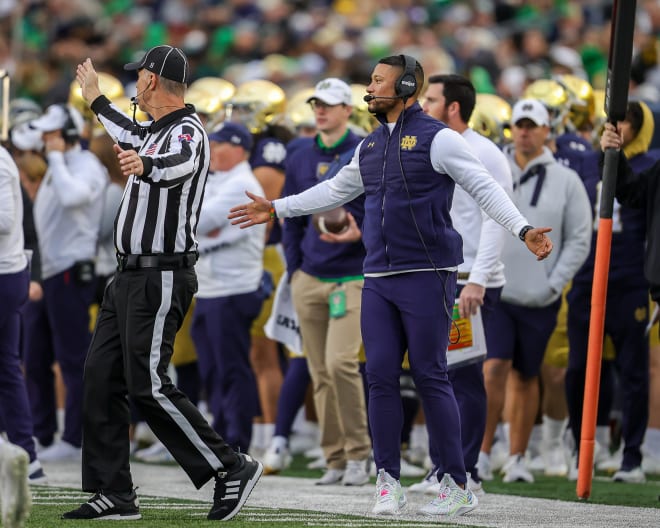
395, 54, 418, 100
59, 104, 80, 142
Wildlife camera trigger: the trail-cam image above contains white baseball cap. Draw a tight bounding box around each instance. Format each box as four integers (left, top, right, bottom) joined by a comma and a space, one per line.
30, 104, 84, 136
512, 99, 550, 127
306, 78, 352, 106
11, 122, 44, 151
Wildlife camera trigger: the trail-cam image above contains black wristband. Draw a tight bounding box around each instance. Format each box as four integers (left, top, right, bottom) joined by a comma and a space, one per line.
518, 225, 534, 241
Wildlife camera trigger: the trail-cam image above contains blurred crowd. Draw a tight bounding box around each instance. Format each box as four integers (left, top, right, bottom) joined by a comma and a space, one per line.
0, 0, 659, 109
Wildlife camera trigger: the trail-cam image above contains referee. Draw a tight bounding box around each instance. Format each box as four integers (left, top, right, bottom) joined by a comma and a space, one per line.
65, 46, 262, 522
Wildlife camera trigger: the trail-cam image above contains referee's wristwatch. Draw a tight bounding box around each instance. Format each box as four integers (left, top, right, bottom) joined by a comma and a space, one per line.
518, 225, 534, 241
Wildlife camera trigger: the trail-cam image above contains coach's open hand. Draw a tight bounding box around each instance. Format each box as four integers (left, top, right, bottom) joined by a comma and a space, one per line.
524, 227, 553, 261
228, 191, 273, 228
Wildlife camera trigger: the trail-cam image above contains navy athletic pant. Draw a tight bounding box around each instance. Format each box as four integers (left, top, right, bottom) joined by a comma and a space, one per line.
24, 267, 96, 448
361, 271, 465, 484
21, 298, 57, 446
448, 285, 502, 480
0, 267, 38, 462
566, 280, 649, 470
191, 291, 262, 452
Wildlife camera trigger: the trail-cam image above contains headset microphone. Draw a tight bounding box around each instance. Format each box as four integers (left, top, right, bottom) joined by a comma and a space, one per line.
363, 94, 403, 102
131, 79, 152, 105
130, 79, 153, 139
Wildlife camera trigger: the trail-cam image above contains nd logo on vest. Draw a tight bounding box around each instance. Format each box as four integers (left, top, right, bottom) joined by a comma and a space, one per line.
400, 135, 417, 151
316, 162, 330, 181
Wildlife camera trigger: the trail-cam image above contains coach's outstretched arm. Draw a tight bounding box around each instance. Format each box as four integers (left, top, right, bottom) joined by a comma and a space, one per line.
522, 227, 554, 261
229, 190, 554, 261
228, 191, 273, 228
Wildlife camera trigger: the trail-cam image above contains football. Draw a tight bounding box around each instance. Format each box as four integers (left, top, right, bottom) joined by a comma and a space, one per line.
311, 207, 349, 235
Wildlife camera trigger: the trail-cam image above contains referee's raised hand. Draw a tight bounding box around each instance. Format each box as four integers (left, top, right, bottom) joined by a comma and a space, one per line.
228, 191, 273, 228
76, 58, 102, 104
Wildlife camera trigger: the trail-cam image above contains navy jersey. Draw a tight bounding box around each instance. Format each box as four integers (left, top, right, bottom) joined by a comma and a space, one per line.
249, 136, 287, 172
250, 135, 288, 245
572, 152, 652, 285
555, 132, 593, 160
285, 136, 311, 157
554, 132, 600, 200
282, 132, 365, 279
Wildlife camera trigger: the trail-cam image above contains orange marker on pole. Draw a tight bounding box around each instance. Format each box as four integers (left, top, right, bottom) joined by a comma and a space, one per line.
577, 0, 636, 499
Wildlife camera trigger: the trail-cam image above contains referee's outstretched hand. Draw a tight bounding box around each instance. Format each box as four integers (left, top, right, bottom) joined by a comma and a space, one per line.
228, 191, 272, 228
523, 227, 553, 261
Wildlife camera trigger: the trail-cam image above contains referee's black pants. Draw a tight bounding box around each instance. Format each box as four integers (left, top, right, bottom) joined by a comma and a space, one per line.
81, 267, 238, 493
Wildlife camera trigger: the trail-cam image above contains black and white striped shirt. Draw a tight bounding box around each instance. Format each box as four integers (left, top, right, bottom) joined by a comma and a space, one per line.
90, 96, 208, 255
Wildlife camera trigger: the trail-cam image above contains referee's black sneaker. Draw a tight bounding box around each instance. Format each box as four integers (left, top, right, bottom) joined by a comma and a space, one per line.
62, 489, 141, 520
207, 453, 263, 520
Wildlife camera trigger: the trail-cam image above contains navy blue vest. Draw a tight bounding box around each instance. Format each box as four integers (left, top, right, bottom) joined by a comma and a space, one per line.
359, 104, 463, 273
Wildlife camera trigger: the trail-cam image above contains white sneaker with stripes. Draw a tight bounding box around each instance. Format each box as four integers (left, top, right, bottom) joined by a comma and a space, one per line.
419, 473, 478, 517
372, 469, 407, 515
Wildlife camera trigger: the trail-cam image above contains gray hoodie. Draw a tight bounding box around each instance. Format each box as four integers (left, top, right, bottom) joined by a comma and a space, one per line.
500, 146, 592, 307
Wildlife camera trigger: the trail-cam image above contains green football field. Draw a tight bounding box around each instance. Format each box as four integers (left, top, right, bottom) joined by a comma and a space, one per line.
284, 454, 660, 508
32, 488, 427, 528
24, 455, 660, 528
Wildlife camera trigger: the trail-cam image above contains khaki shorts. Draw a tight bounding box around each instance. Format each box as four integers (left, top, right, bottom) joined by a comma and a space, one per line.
172, 298, 197, 366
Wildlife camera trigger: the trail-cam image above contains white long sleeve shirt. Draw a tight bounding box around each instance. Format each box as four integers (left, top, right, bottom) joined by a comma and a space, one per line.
0, 147, 28, 274
196, 160, 266, 298
95, 182, 124, 277
451, 128, 513, 288
275, 126, 530, 268
34, 145, 108, 279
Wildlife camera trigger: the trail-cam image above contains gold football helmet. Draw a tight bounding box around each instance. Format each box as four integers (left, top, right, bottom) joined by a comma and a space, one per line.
69, 72, 124, 121
186, 77, 235, 130
522, 79, 570, 135
223, 79, 286, 134
468, 94, 512, 145
556, 74, 595, 132
285, 87, 316, 135
349, 83, 379, 136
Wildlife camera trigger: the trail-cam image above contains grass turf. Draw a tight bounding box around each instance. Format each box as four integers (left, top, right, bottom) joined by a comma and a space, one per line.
29, 487, 460, 528
25, 454, 659, 527
281, 454, 660, 508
